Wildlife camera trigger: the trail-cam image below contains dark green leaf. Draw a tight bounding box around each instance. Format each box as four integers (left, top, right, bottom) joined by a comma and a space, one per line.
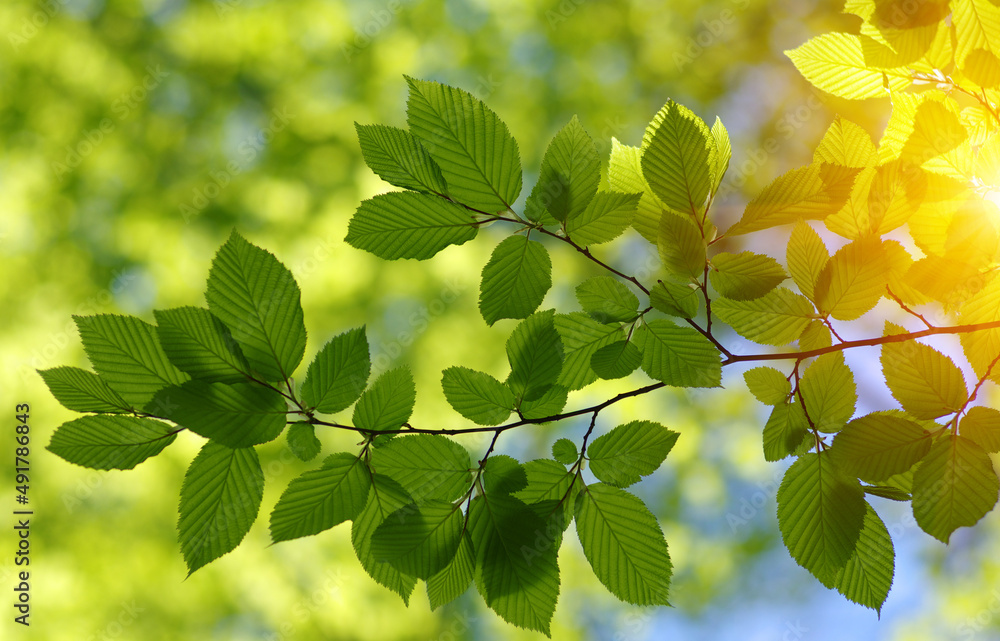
525, 115, 600, 223
519, 384, 568, 420
154, 306, 251, 383
426, 533, 475, 609
371, 435, 472, 502
373, 500, 465, 579
352, 474, 418, 604
47, 415, 178, 470
551, 439, 578, 465
269, 453, 371, 543
286, 423, 322, 462
482, 455, 528, 495
553, 312, 623, 391
590, 340, 642, 380
352, 367, 415, 433
506, 310, 563, 402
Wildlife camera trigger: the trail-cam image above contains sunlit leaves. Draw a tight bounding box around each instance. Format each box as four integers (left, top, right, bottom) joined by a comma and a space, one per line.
565, 192, 640, 246
833, 504, 894, 615
587, 421, 679, 488
709, 251, 787, 301
831, 413, 932, 482
762, 402, 810, 462
786, 221, 829, 301
553, 313, 623, 391
370, 435, 472, 502
301, 327, 370, 414
426, 534, 474, 609
640, 100, 714, 217
525, 115, 599, 222
960, 406, 1000, 452
658, 212, 706, 279
952, 0, 1000, 88
355, 123, 448, 194
649, 279, 700, 318
47, 415, 178, 470
607, 138, 666, 243
799, 353, 857, 432
744, 367, 791, 406
38, 367, 131, 413
591, 340, 642, 380
713, 287, 815, 346
151, 381, 287, 448
506, 310, 564, 402
442, 367, 514, 426
372, 500, 465, 579
785, 32, 911, 100
352, 475, 418, 604
479, 235, 552, 325
352, 367, 416, 433
815, 237, 889, 321
154, 307, 251, 384
347, 192, 478, 260
270, 453, 370, 543
633, 319, 721, 387
551, 439, 578, 465
576, 276, 640, 323
881, 341, 968, 419
286, 423, 322, 462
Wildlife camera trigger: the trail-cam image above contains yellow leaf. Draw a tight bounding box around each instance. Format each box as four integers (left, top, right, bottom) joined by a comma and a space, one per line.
607, 138, 667, 244
786, 33, 911, 100
953, 0, 1000, 88
815, 237, 889, 321
786, 221, 830, 301
883, 240, 930, 306
868, 160, 925, 235
814, 117, 877, 168
959, 274, 1000, 383
825, 166, 875, 240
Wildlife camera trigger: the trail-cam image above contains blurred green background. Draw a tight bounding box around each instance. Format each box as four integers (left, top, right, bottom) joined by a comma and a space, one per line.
2, 0, 999, 639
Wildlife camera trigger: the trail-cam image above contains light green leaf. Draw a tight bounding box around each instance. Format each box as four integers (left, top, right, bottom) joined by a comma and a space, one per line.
649, 279, 700, 318
777, 453, 866, 584
640, 100, 713, 216
744, 366, 791, 405
287, 423, 322, 462
481, 455, 528, 495
591, 340, 642, 380
406, 76, 522, 212
205, 231, 307, 382
831, 413, 933, 482
553, 312, 623, 391
576, 276, 640, 323
658, 212, 706, 279
372, 500, 465, 579
47, 415, 178, 470
346, 191, 478, 260
960, 406, 1000, 453
762, 402, 811, 462
587, 420, 679, 488
713, 287, 815, 346
815, 237, 889, 321
469, 493, 560, 635
785, 32, 911, 100
709, 251, 787, 301
519, 384, 569, 420
355, 123, 447, 193
786, 221, 830, 301
352, 474, 418, 605
800, 352, 857, 432
479, 235, 552, 325
525, 115, 600, 222
634, 319, 721, 387
442, 367, 514, 426
506, 310, 563, 402
565, 191, 640, 246
912, 435, 1000, 542
352, 367, 415, 433
370, 435, 472, 502
150, 381, 288, 449
74, 314, 189, 407
515, 458, 579, 532
269, 452, 371, 543
178, 442, 264, 574
799, 319, 833, 351
881, 341, 969, 420
710, 117, 731, 195
607, 138, 666, 243
301, 327, 371, 414
551, 439, 577, 465
833, 503, 894, 614
154, 307, 251, 384
864, 485, 911, 502
426, 533, 475, 610
575, 483, 672, 606
38, 367, 131, 413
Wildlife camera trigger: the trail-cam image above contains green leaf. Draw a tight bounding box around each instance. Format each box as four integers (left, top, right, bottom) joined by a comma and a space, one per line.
506, 310, 563, 402
815, 237, 889, 321
960, 406, 1000, 453
47, 415, 178, 470
762, 402, 811, 462
800, 352, 857, 432
575, 483, 672, 606
178, 442, 264, 574
913, 434, 1000, 542
833, 504, 894, 615
370, 435, 472, 502
607, 138, 666, 243
726, 164, 858, 235
301, 327, 371, 414
286, 423, 322, 462
405, 76, 522, 212
269, 452, 371, 543
482, 455, 528, 495
372, 500, 465, 579
479, 235, 552, 325
469, 493, 560, 635
881, 341, 969, 420
525, 115, 600, 222
516, 459, 579, 532
633, 319, 721, 387
713, 288, 816, 346
551, 439, 578, 465
352, 367, 415, 433
658, 212, 706, 279
777, 453, 866, 584
38, 367, 131, 413
519, 384, 569, 420
864, 485, 911, 502
553, 312, 623, 391
587, 420, 679, 487
831, 413, 933, 483
590, 340, 642, 380
355, 123, 447, 194
153, 307, 252, 383
575, 276, 640, 323
565, 191, 639, 246
786, 221, 830, 301
205, 231, 307, 382
426, 533, 475, 609
649, 279, 700, 318
346, 191, 478, 260
708, 251, 787, 301
785, 32, 911, 100
352, 474, 418, 604
74, 314, 189, 407
441, 366, 514, 426
744, 366, 791, 405
710, 116, 731, 195
150, 381, 288, 449
640, 100, 713, 216
799, 319, 833, 352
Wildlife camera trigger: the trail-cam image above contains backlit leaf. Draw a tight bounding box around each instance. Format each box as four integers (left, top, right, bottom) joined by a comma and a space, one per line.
479, 235, 552, 325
